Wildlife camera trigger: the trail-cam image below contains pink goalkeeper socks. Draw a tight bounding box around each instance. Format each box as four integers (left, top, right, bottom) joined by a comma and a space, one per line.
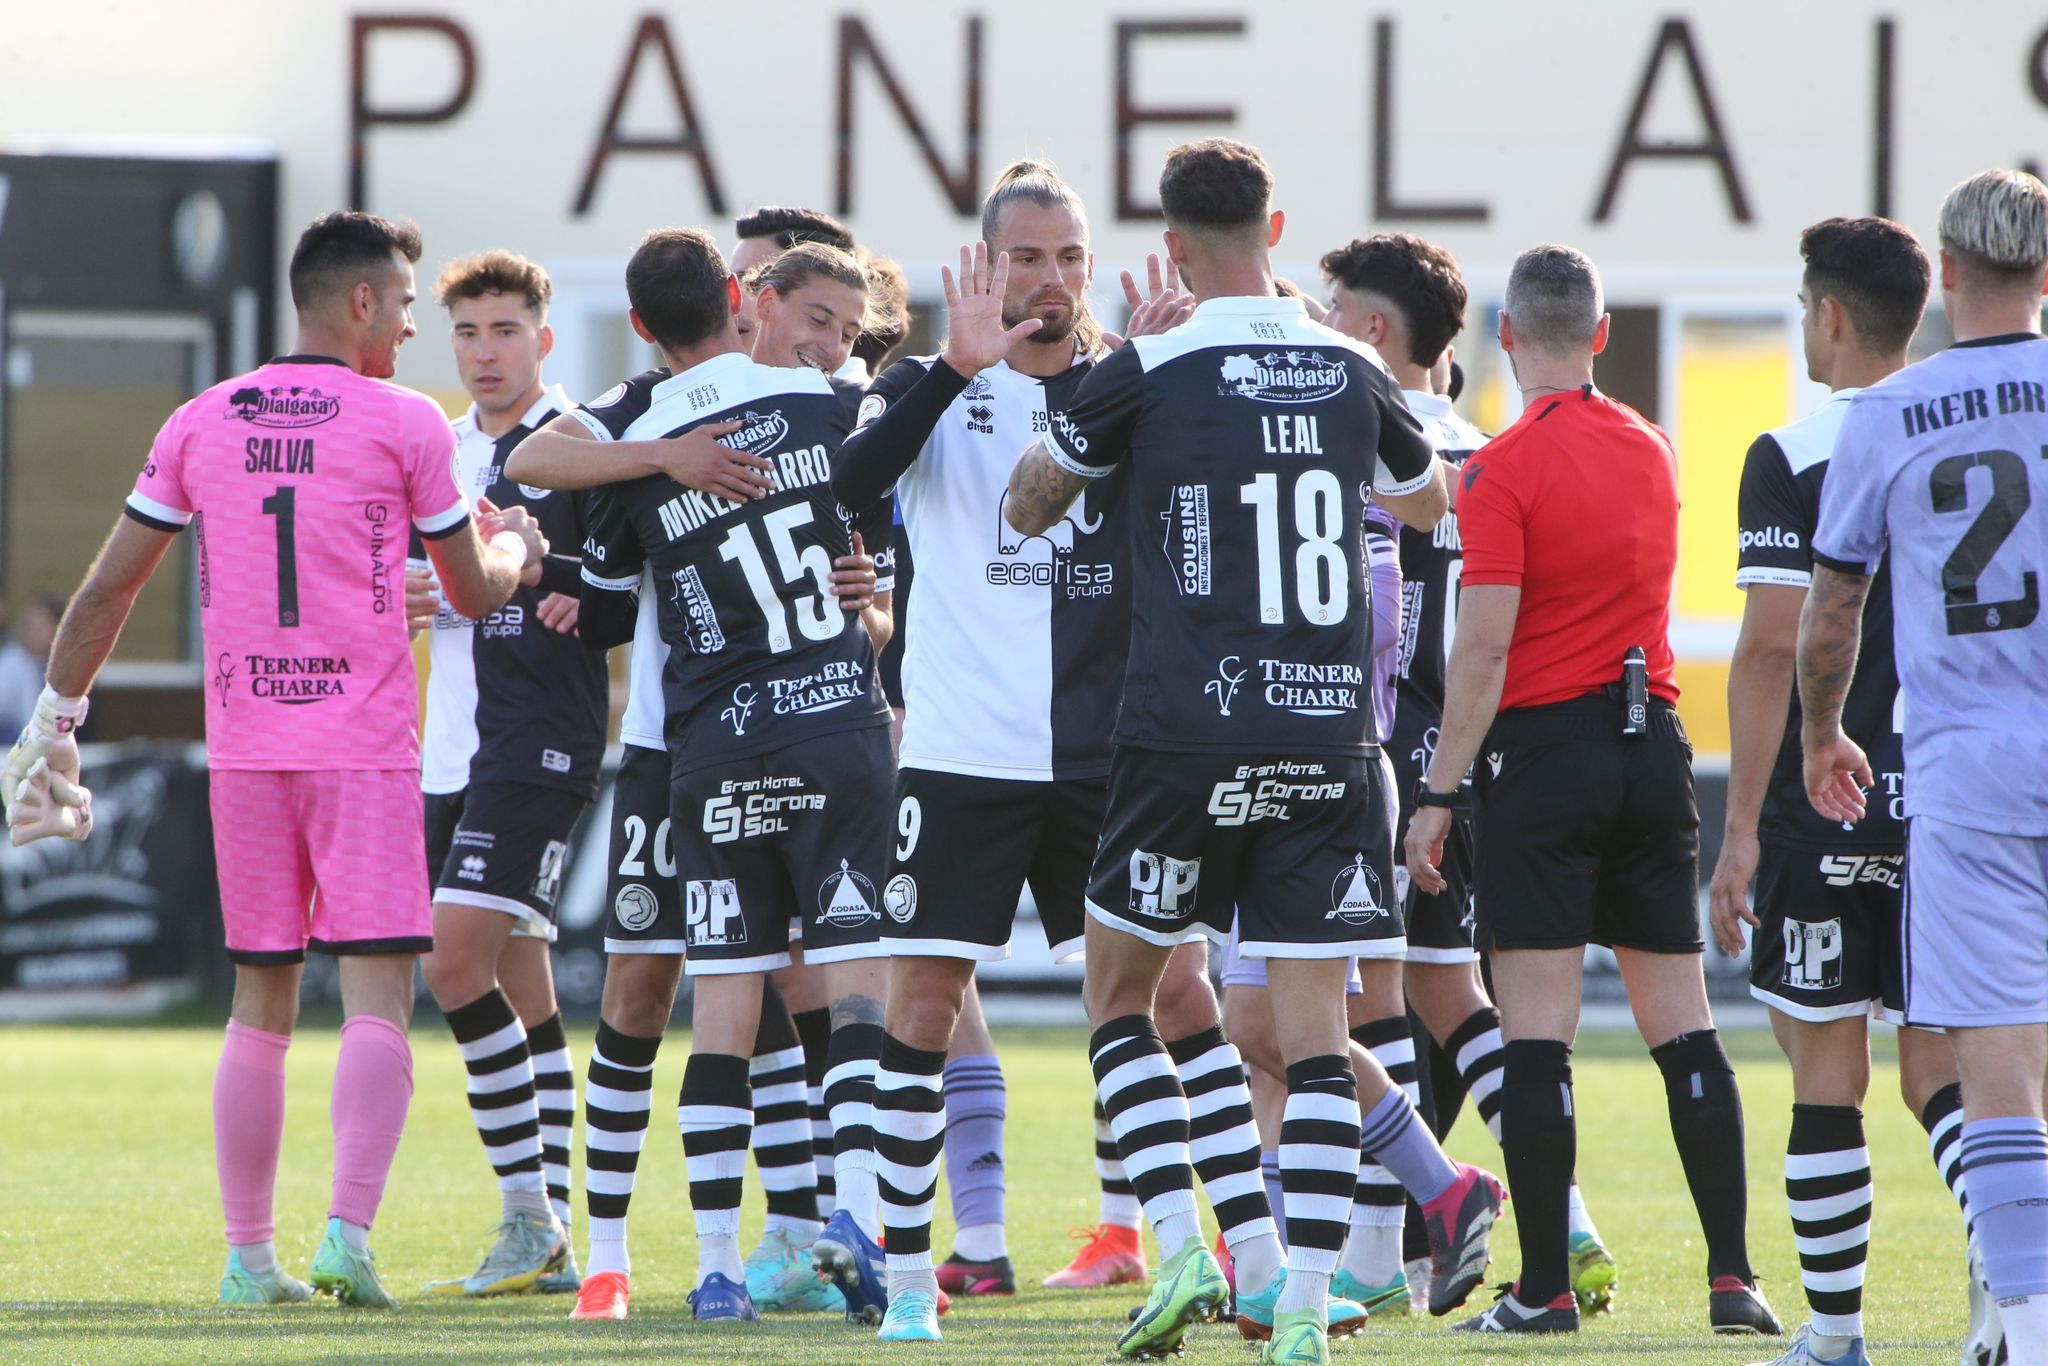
328, 1014, 413, 1230
215, 1019, 292, 1246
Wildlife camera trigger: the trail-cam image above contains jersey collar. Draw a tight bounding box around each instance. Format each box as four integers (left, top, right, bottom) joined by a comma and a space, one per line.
1951, 331, 2047, 349
1189, 295, 1308, 319
657, 349, 756, 396
1401, 388, 1454, 419
457, 382, 572, 437
268, 353, 349, 367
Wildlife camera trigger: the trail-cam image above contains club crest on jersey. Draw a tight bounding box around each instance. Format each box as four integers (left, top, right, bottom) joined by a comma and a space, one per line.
817, 859, 879, 928
1205, 656, 1248, 716
613, 883, 660, 932
227, 384, 341, 428
962, 375, 995, 401
722, 683, 759, 736
883, 874, 918, 924
1327, 854, 1388, 924
1217, 351, 1347, 404
718, 409, 789, 454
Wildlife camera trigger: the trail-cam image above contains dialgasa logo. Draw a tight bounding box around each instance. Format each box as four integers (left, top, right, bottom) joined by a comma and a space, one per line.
1205, 656, 1248, 716
719, 409, 789, 454
1217, 351, 1347, 404
226, 385, 341, 428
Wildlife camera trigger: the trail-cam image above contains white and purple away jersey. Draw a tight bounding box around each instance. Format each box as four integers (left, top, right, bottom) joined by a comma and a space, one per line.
1815, 333, 2048, 837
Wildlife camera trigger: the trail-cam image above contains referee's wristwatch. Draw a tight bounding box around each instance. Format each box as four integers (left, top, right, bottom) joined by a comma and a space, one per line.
1413, 781, 1458, 810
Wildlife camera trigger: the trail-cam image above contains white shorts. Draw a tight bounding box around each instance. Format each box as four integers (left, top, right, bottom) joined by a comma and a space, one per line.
1219, 916, 1366, 994
1903, 815, 2048, 1028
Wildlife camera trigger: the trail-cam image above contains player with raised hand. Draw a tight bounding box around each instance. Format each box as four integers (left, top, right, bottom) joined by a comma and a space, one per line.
1000, 140, 1480, 1366
1, 211, 543, 1310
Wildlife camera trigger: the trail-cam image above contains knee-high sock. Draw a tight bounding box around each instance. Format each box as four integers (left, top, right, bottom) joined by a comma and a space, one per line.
442, 991, 546, 1201
750, 992, 820, 1233
1651, 1029, 1753, 1283
876, 1035, 948, 1292
1261, 1151, 1286, 1250
1169, 1026, 1281, 1292
1445, 1008, 1506, 1143
1277, 1055, 1361, 1314
1426, 1019, 1468, 1140
1919, 1082, 1972, 1236
583, 1020, 660, 1277
329, 1015, 414, 1231
1786, 1104, 1871, 1339
1093, 1016, 1202, 1254
526, 1012, 576, 1235
1348, 1017, 1416, 1280
943, 1053, 1007, 1258
824, 1021, 883, 1237
215, 1020, 290, 1248
794, 1006, 835, 1219
678, 1052, 751, 1288
1095, 1096, 1143, 1229
1959, 1118, 2048, 1363
1500, 1038, 1574, 1305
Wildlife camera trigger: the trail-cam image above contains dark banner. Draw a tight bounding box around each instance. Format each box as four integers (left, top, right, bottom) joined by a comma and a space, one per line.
0, 745, 1749, 1019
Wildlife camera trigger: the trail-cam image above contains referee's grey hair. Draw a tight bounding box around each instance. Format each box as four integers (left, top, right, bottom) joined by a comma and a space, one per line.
1504, 244, 1604, 352
1938, 169, 2048, 276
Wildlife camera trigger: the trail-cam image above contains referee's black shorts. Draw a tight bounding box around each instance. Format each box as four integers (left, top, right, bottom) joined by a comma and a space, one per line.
1473, 692, 1701, 954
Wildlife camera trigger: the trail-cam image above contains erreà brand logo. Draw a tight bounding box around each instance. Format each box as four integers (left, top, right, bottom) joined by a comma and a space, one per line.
227, 385, 341, 428
1217, 351, 1347, 404
719, 409, 789, 454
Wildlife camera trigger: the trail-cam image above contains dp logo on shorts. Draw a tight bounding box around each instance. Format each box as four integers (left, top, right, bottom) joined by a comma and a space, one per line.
1128, 850, 1200, 920
685, 879, 746, 947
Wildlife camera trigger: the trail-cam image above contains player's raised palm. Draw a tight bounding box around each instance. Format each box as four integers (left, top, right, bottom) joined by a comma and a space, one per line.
941, 242, 1040, 377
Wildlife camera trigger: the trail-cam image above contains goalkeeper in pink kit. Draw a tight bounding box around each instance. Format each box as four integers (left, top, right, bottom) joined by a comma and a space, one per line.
1, 212, 546, 1308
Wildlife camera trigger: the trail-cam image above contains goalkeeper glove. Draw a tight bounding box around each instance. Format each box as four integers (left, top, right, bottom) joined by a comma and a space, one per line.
3, 686, 93, 845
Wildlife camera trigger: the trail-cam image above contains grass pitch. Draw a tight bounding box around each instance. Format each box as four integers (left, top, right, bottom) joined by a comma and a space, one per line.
1, 1024, 1970, 1363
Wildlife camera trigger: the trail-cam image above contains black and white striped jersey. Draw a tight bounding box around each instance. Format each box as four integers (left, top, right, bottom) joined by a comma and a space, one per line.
834, 352, 1127, 780
1387, 389, 1486, 785
412, 386, 609, 796
577, 353, 892, 769
1044, 296, 1436, 757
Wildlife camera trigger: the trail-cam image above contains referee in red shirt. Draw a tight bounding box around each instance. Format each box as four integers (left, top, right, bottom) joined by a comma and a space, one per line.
1403, 245, 1778, 1338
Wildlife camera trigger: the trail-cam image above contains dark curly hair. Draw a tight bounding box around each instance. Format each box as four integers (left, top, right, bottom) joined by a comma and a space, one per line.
1320, 233, 1468, 369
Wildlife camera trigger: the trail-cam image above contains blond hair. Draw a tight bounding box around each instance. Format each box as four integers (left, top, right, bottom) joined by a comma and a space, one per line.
1938, 169, 2048, 279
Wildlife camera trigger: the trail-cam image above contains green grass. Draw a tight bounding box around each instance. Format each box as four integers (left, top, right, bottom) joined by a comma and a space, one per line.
0, 1025, 1970, 1363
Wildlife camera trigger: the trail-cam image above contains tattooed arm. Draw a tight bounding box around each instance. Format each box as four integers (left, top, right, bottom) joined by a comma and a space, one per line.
1003, 440, 1092, 537
1796, 564, 1874, 825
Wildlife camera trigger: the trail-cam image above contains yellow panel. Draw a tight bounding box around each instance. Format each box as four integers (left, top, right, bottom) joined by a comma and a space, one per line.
1676, 331, 1790, 621
1673, 658, 1732, 757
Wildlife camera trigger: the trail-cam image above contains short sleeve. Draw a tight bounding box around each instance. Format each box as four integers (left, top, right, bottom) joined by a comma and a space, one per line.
405, 403, 467, 539
1367, 377, 1436, 496
570, 369, 663, 442
1734, 434, 1815, 589
125, 405, 196, 532
1044, 343, 1142, 477
580, 483, 646, 593
1812, 397, 1891, 575
1456, 451, 1526, 588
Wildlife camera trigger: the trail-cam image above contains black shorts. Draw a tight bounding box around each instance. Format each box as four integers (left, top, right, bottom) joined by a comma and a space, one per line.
1474, 695, 1702, 953
1086, 747, 1404, 960
1749, 845, 1906, 1021
424, 780, 589, 942
881, 768, 1102, 961
1388, 723, 1479, 963
604, 743, 688, 955
670, 725, 895, 976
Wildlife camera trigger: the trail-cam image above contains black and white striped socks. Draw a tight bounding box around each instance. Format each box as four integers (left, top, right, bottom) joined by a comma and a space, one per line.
751, 1001, 821, 1237
525, 1012, 576, 1237
678, 1052, 751, 1288
582, 1020, 660, 1277
875, 1035, 948, 1295
1092, 1016, 1202, 1254
1170, 1026, 1279, 1289
824, 1021, 883, 1235
1277, 1055, 1362, 1314
443, 991, 549, 1215
1785, 1104, 1872, 1340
